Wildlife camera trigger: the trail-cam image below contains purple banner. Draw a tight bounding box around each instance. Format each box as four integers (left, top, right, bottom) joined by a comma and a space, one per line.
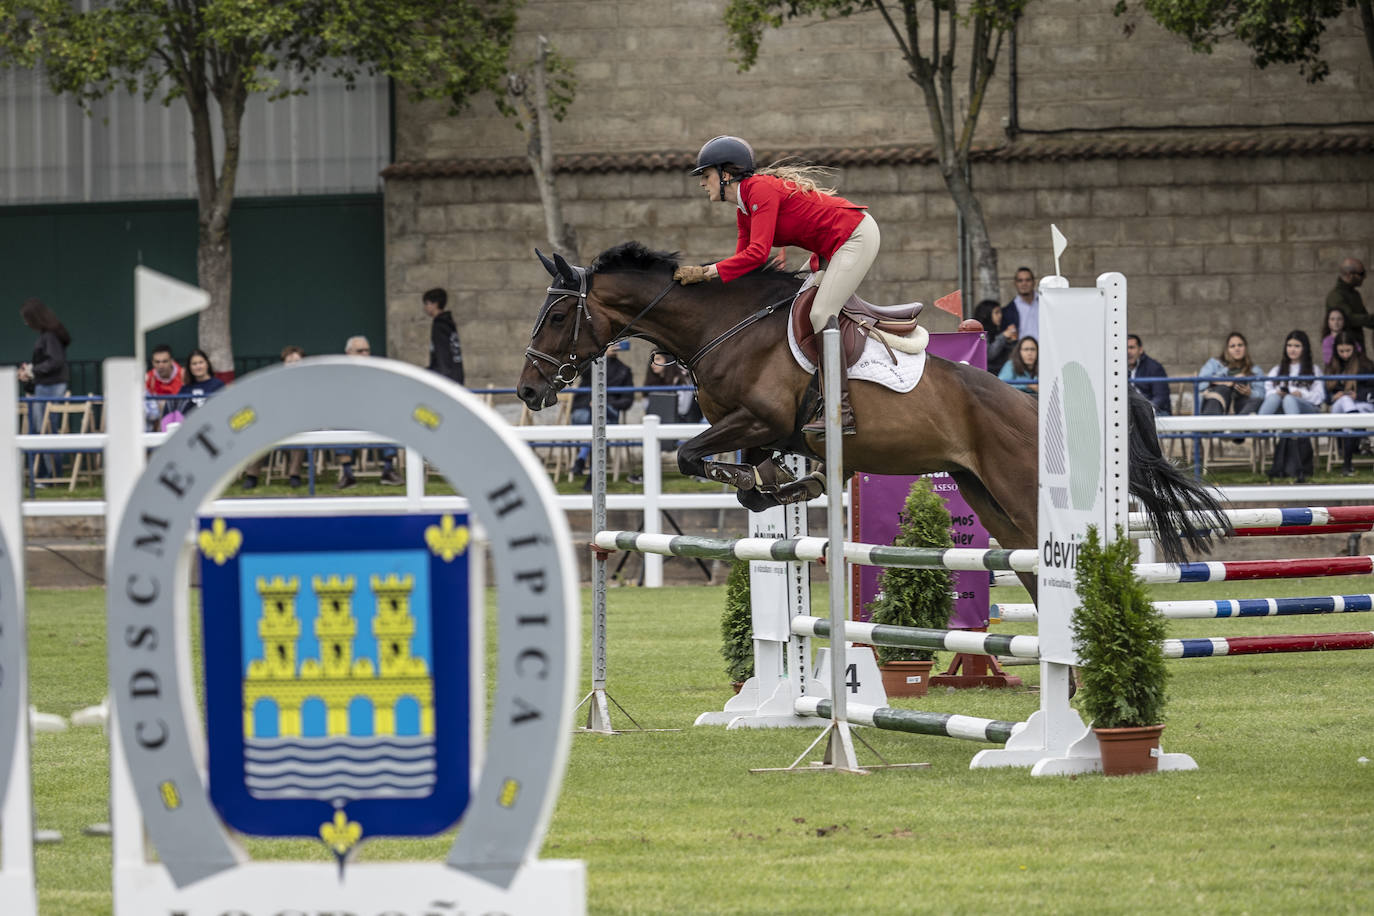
850, 331, 990, 628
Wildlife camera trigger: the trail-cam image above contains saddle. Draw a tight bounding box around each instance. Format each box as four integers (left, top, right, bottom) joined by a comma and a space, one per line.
791, 286, 925, 368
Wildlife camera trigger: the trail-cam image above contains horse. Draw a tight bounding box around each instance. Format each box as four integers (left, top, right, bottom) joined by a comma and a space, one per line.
517, 242, 1229, 578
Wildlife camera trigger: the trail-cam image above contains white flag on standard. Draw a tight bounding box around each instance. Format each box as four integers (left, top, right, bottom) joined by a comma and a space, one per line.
135, 266, 209, 333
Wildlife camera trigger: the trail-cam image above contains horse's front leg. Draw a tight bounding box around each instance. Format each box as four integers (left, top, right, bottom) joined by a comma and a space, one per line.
676, 411, 785, 491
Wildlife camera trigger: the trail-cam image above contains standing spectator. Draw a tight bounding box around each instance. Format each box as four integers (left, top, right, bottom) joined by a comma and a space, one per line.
423, 287, 464, 384
1261, 329, 1324, 483
336, 335, 401, 488
1327, 257, 1368, 351
243, 346, 307, 489
1197, 332, 1263, 423
16, 297, 71, 484
998, 335, 1039, 396
143, 343, 184, 430
971, 299, 1015, 376
1127, 334, 1172, 415
176, 348, 225, 416
999, 266, 1038, 342
570, 344, 634, 486
1324, 330, 1374, 477
1318, 306, 1358, 365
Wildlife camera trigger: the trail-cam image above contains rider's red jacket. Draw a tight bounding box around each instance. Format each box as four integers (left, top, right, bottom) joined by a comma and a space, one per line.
715, 174, 867, 283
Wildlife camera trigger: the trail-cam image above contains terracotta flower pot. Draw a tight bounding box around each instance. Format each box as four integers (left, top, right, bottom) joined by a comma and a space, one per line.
730, 681, 745, 695
1093, 724, 1166, 776
878, 660, 934, 698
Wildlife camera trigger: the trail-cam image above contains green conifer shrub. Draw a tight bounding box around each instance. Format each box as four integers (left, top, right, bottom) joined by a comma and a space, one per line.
1071, 525, 1170, 728
864, 477, 954, 664
720, 558, 754, 683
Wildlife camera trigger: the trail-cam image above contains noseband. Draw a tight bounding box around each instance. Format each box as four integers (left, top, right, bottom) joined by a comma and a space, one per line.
524, 267, 677, 390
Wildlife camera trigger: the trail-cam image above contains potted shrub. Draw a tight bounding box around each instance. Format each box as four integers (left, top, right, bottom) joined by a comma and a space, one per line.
720, 558, 754, 691
864, 478, 953, 697
1071, 524, 1172, 776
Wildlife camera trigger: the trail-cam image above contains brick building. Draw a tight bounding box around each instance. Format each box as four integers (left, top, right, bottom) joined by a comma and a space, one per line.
382, 0, 1374, 395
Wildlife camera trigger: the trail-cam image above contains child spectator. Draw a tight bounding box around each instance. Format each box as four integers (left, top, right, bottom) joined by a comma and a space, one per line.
176, 348, 225, 416
1319, 306, 1359, 365
1323, 329, 1374, 476
1261, 329, 1324, 483
997, 335, 1038, 396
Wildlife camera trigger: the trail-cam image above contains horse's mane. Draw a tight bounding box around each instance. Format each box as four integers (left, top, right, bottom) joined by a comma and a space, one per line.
589, 240, 803, 287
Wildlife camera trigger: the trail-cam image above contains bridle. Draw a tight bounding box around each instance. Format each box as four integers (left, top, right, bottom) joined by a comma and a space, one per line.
524, 265, 676, 390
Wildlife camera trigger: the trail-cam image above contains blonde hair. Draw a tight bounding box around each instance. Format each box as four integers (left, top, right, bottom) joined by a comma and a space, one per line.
754, 159, 839, 195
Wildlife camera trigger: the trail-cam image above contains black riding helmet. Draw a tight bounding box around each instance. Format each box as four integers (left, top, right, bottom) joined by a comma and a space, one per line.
690, 135, 756, 178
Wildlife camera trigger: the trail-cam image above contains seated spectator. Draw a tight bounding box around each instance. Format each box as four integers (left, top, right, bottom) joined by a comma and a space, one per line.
1197, 332, 1263, 429
1319, 306, 1359, 365
1324, 330, 1374, 477
336, 335, 401, 489
1127, 334, 1172, 415
243, 346, 308, 489
176, 348, 226, 417
997, 335, 1038, 396
644, 351, 703, 423
1261, 329, 1324, 483
570, 344, 634, 487
971, 299, 1016, 376
143, 343, 184, 430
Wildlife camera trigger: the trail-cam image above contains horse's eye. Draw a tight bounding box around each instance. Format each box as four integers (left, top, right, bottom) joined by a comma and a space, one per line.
550, 311, 566, 326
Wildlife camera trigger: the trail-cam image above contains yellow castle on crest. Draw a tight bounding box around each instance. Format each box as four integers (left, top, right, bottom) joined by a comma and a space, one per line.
243, 574, 434, 739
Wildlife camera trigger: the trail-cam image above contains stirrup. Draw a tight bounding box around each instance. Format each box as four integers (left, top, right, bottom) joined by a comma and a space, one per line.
802, 404, 856, 437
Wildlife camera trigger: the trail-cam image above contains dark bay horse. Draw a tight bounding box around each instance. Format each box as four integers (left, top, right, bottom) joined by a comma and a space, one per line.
517, 242, 1227, 568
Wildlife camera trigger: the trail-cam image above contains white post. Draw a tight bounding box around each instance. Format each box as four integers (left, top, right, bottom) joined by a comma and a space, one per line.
103, 359, 151, 873
0, 368, 37, 916
405, 444, 425, 510
821, 326, 859, 771
642, 415, 663, 588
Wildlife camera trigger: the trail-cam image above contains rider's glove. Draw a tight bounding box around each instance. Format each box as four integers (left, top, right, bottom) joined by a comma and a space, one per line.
673, 265, 711, 285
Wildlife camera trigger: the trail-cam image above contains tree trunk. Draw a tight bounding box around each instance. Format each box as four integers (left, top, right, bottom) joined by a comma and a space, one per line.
187, 78, 244, 377
940, 161, 1000, 306
511, 37, 579, 261
197, 222, 234, 378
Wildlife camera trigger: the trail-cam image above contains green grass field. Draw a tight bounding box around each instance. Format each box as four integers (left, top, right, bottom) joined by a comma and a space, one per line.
23, 576, 1374, 914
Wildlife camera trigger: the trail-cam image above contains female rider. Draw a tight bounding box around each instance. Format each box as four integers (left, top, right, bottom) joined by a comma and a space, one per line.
674, 135, 877, 437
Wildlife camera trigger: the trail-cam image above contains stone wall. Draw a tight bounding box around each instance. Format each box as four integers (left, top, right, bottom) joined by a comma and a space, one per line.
383, 0, 1374, 400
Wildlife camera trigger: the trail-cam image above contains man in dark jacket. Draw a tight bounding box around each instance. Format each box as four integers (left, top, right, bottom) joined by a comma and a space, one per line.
423, 287, 464, 384
1326, 257, 1368, 352
1127, 334, 1172, 415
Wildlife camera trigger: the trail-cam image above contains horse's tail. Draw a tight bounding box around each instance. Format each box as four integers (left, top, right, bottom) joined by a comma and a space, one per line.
1127, 386, 1232, 564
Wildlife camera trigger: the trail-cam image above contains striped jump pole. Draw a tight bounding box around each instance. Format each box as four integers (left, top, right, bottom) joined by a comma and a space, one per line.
1128, 505, 1374, 536
1133, 555, 1374, 584
593, 531, 1038, 572
794, 698, 1024, 744
1163, 631, 1374, 658
792, 615, 1041, 660
993, 593, 1374, 622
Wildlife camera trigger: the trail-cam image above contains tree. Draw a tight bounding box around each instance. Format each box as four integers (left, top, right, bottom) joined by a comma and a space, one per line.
724, 0, 1026, 305
1125, 0, 1374, 82
0, 0, 518, 372
503, 35, 580, 261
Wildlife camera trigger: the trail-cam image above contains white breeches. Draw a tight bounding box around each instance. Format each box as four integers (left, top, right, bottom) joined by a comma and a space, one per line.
809, 212, 880, 335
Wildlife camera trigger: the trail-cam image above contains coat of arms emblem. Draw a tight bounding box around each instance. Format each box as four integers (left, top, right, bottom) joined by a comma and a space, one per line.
198, 513, 471, 866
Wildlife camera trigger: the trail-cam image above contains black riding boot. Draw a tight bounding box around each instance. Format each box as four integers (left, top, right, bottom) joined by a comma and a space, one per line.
801, 367, 857, 437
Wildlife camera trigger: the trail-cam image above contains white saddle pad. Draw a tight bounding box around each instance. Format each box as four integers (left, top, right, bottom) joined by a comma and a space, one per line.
787, 310, 928, 393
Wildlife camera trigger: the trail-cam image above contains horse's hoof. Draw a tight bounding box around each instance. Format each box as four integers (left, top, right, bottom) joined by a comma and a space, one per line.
737, 488, 779, 512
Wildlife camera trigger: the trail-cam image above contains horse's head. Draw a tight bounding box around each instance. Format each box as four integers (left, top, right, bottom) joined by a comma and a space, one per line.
517, 249, 607, 410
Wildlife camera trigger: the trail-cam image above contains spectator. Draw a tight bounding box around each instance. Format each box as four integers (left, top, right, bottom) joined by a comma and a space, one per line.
242, 346, 307, 489
337, 335, 401, 489
971, 299, 1015, 376
16, 297, 71, 485
570, 343, 634, 486
1324, 330, 1374, 477
176, 348, 226, 416
143, 343, 184, 431
997, 335, 1039, 396
1318, 306, 1359, 365
1327, 257, 1368, 351
1261, 329, 1324, 483
422, 287, 464, 384
1197, 332, 1263, 429
1127, 334, 1172, 415
999, 266, 1038, 342
644, 351, 702, 424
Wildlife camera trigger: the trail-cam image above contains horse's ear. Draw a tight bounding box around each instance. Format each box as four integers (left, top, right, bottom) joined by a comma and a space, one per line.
535, 249, 557, 277
551, 251, 576, 280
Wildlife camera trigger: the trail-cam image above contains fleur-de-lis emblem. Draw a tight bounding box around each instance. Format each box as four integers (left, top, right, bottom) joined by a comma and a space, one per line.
197, 518, 242, 565
425, 514, 470, 562
320, 808, 362, 857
